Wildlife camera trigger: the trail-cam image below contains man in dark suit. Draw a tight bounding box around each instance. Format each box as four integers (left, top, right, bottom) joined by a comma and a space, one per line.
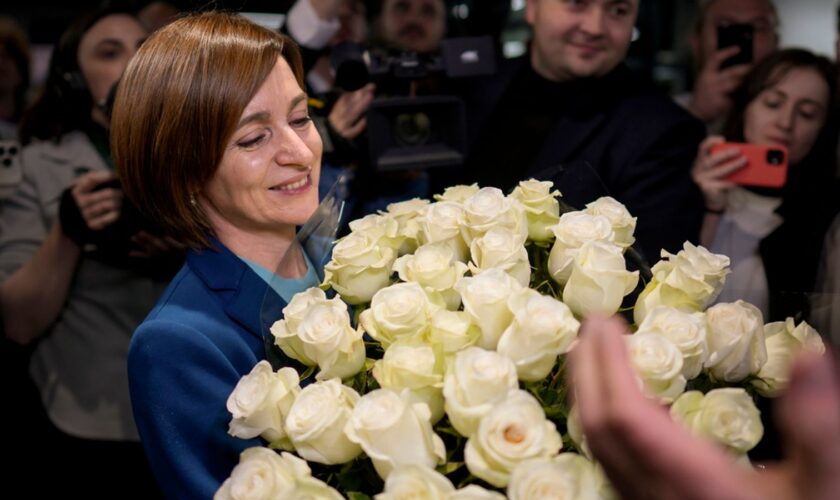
459, 0, 705, 263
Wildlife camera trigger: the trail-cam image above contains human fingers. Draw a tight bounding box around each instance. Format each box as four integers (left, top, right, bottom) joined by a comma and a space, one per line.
342, 117, 367, 139
777, 351, 840, 500
709, 46, 742, 70
72, 170, 118, 195
86, 207, 121, 230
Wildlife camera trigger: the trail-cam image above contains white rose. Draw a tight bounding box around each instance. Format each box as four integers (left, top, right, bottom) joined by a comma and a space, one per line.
507, 454, 606, 500
634, 243, 730, 324
215, 449, 342, 500
497, 289, 579, 382
419, 201, 469, 262
583, 196, 637, 249
565, 404, 591, 459
360, 282, 437, 349
671, 388, 763, 454
324, 230, 396, 305
448, 485, 506, 500
270, 287, 330, 366
464, 390, 563, 488
275, 299, 365, 381
508, 179, 561, 242
348, 213, 405, 251
704, 301, 767, 383
374, 464, 454, 500
443, 347, 520, 437
393, 242, 469, 310
284, 378, 362, 465
434, 183, 480, 203
427, 310, 481, 356
753, 318, 826, 397
226, 361, 300, 449
386, 198, 430, 255
346, 388, 446, 480
637, 306, 708, 379
373, 340, 446, 423
455, 268, 523, 350
468, 227, 531, 287
627, 333, 686, 404
562, 241, 639, 317
461, 187, 527, 245
547, 211, 615, 285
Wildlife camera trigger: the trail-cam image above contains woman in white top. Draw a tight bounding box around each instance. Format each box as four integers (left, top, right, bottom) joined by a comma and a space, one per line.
692, 48, 839, 323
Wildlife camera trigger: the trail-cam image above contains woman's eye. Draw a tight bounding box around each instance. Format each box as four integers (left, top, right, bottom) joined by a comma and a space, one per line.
762, 97, 782, 108
238, 134, 267, 148
291, 115, 312, 128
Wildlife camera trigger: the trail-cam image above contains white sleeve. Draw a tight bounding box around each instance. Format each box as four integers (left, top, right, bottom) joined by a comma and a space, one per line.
286, 0, 341, 50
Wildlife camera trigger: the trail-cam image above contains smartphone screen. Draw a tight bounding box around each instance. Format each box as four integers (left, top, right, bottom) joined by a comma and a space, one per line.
717, 23, 754, 69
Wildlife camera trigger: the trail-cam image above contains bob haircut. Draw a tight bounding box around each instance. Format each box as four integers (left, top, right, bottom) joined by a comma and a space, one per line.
111, 11, 305, 249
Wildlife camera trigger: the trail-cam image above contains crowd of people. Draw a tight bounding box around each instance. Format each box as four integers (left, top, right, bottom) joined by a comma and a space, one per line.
1, 0, 839, 498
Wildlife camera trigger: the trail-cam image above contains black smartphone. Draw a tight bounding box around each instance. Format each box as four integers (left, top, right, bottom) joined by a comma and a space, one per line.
717, 23, 754, 69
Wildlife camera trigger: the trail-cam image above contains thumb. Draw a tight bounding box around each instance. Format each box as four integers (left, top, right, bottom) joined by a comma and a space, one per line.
776, 350, 840, 490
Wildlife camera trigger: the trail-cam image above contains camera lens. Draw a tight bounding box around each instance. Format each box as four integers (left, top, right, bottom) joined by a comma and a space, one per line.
766, 149, 785, 165
395, 112, 431, 146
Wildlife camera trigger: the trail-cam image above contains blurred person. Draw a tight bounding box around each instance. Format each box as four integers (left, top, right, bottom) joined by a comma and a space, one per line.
570, 314, 840, 500
0, 16, 30, 139
682, 0, 779, 129
692, 49, 839, 323
0, 8, 169, 497
137, 0, 182, 32
111, 12, 325, 498
458, 0, 706, 263
374, 0, 446, 54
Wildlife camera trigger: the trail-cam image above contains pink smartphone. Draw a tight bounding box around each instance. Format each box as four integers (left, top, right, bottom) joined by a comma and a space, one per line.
710, 142, 789, 188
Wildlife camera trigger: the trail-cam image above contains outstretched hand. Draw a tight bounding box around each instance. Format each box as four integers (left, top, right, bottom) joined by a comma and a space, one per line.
569, 314, 840, 500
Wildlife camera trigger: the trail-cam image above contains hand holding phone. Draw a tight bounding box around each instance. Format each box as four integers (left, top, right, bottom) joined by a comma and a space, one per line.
717, 23, 754, 69
709, 142, 788, 188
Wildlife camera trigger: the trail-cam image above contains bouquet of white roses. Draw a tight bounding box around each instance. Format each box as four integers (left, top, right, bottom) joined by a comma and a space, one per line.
216, 180, 826, 500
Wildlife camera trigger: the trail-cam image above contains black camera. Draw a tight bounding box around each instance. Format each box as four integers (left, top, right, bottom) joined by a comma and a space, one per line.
331, 37, 496, 172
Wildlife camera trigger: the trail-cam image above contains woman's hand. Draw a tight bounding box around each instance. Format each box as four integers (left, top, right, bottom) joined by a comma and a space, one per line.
328, 83, 375, 140
71, 170, 124, 231
691, 135, 746, 212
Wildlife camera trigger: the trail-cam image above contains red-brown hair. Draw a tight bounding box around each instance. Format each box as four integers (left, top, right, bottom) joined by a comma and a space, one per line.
111, 11, 305, 249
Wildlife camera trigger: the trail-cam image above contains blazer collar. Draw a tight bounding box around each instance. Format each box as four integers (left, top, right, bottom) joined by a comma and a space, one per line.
187, 237, 287, 342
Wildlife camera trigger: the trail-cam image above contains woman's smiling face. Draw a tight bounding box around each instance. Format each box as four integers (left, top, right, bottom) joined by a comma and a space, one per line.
201, 57, 322, 237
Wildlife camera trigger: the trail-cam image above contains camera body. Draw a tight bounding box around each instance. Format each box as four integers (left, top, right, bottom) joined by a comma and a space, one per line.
332, 37, 495, 172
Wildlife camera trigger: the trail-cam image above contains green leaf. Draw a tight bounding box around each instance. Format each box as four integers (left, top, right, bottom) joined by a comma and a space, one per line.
346, 493, 372, 500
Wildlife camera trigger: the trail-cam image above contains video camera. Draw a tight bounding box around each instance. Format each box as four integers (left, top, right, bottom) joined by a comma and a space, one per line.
331, 37, 496, 172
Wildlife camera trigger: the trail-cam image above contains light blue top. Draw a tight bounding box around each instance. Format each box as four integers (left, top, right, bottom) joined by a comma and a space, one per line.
240, 251, 320, 303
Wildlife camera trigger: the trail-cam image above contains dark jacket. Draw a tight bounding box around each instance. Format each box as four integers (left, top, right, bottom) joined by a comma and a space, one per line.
457, 56, 706, 263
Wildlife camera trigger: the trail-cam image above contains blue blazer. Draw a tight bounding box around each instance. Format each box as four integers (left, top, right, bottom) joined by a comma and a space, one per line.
128, 239, 288, 500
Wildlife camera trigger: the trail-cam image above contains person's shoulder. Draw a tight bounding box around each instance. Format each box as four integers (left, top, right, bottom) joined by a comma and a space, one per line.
611, 67, 702, 127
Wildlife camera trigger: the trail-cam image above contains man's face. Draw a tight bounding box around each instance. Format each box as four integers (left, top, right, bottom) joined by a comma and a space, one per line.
694, 0, 778, 68
379, 0, 446, 53
525, 0, 638, 82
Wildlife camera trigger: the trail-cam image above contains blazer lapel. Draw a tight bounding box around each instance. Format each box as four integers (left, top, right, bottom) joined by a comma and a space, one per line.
187, 239, 287, 343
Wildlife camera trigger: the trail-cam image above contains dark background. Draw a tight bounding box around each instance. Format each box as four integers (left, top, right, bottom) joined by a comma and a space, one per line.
1, 0, 702, 92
